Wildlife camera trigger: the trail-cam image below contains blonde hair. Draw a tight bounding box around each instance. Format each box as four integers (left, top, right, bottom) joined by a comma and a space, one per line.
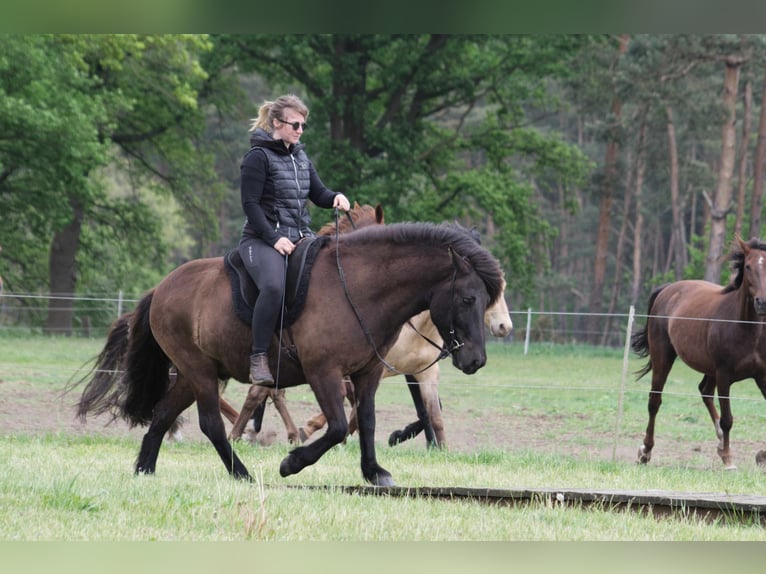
249, 94, 309, 133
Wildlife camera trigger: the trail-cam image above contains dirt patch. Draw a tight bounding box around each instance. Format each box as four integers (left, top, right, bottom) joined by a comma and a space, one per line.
3, 375, 764, 473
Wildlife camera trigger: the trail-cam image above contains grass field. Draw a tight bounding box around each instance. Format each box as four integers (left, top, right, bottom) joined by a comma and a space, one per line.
1, 332, 766, 541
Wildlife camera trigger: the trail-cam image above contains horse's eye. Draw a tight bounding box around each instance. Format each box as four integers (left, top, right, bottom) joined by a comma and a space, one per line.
462, 296, 475, 305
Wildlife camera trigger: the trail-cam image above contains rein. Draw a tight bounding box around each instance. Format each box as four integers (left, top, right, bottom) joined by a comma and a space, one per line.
332, 209, 462, 377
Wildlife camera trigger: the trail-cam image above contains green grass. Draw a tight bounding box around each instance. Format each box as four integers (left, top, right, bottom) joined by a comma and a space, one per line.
1, 434, 766, 541
2, 332, 766, 540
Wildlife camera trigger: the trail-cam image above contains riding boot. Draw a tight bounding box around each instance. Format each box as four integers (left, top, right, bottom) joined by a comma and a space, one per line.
249, 353, 275, 387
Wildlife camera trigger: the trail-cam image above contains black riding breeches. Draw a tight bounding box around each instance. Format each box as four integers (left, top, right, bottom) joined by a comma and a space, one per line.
238, 237, 287, 354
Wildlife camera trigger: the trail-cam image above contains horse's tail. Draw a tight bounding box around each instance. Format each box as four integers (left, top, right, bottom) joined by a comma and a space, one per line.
631, 284, 666, 380
120, 290, 171, 426
75, 309, 134, 421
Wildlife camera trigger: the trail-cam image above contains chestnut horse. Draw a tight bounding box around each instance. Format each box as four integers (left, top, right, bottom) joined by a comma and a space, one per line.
632, 237, 766, 469
77, 221, 503, 485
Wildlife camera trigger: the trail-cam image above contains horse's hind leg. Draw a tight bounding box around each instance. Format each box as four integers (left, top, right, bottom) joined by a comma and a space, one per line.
699, 375, 720, 431
229, 384, 271, 441
219, 397, 240, 425
271, 389, 301, 444
638, 337, 676, 464
136, 374, 195, 475
754, 377, 766, 467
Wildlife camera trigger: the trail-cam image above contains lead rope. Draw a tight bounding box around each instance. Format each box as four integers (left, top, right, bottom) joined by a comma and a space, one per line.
332, 209, 453, 376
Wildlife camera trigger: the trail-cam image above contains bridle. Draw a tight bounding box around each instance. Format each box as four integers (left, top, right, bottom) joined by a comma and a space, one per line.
332, 209, 463, 376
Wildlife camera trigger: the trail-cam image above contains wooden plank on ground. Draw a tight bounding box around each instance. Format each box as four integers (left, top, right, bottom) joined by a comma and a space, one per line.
284, 485, 766, 524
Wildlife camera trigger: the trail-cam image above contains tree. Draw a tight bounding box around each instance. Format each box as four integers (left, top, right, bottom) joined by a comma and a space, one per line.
0, 35, 218, 333
211, 34, 594, 298
586, 34, 629, 343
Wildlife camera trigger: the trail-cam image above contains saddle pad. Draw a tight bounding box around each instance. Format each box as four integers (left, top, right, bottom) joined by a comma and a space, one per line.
224, 235, 330, 327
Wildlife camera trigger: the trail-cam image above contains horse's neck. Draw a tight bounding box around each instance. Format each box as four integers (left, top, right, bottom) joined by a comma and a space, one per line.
737, 288, 765, 327
353, 249, 449, 323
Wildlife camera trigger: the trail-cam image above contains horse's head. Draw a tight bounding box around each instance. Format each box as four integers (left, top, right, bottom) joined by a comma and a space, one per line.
428, 248, 494, 374
317, 202, 384, 236
733, 236, 766, 315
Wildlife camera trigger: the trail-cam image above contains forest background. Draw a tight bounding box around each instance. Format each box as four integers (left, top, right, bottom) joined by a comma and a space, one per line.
2, 34, 766, 346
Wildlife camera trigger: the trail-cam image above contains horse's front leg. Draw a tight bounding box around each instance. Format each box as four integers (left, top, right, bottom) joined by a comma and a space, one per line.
754, 376, 766, 468
279, 377, 348, 478
698, 375, 720, 437
189, 371, 251, 480
715, 373, 736, 470
355, 374, 394, 487
416, 369, 446, 449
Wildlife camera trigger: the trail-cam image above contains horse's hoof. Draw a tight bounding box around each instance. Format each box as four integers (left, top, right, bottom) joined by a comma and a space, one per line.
755, 450, 766, 467
299, 428, 308, 443
724, 463, 738, 471
637, 445, 651, 464
373, 474, 395, 487
279, 457, 295, 477
388, 431, 403, 447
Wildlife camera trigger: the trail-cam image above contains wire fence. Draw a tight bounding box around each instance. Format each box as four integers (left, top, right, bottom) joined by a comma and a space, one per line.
0, 290, 635, 344
2, 292, 766, 469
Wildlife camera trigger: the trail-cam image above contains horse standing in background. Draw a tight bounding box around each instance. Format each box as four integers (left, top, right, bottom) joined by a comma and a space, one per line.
632, 236, 766, 469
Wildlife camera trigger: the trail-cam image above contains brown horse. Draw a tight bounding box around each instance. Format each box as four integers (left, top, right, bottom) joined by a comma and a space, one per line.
238, 282, 512, 449
632, 237, 766, 469
78, 221, 504, 485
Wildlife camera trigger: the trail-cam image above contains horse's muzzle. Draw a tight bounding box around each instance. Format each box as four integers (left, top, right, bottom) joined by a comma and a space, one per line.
453, 351, 486, 375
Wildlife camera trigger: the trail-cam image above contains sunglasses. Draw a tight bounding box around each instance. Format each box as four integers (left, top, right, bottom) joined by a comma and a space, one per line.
277, 118, 307, 131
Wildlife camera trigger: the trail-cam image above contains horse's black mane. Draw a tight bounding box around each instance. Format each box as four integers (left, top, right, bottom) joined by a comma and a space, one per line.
724, 237, 766, 293
335, 221, 504, 303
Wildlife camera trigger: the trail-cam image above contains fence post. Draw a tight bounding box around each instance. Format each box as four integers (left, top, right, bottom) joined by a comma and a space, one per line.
612, 304, 635, 462
523, 307, 532, 355
117, 290, 123, 319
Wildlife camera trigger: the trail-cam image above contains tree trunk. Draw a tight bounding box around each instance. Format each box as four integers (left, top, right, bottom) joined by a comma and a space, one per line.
45, 197, 84, 335
631, 117, 648, 306
704, 58, 741, 283
749, 67, 766, 239
587, 34, 629, 344
666, 106, 685, 279
734, 79, 752, 239
601, 145, 634, 346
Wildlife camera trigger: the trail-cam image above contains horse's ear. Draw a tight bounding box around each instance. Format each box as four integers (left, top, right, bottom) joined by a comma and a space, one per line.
353, 201, 361, 209
375, 203, 384, 224
736, 234, 750, 254
448, 247, 472, 275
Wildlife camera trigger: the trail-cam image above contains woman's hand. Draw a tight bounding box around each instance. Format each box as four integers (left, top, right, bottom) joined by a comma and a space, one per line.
333, 193, 351, 212
273, 237, 295, 256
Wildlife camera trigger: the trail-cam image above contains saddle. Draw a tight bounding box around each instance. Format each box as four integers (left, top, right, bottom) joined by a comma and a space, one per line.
224, 235, 331, 327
